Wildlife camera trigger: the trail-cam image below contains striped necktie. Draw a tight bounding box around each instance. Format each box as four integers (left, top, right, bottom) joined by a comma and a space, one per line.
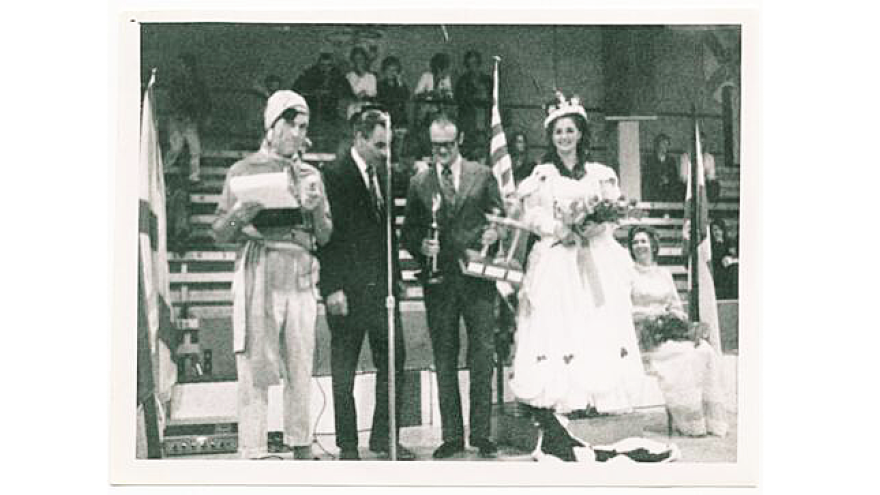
440, 164, 456, 209
365, 163, 384, 217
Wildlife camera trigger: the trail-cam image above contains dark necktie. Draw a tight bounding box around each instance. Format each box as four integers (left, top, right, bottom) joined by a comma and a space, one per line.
440, 164, 456, 209
365, 164, 384, 218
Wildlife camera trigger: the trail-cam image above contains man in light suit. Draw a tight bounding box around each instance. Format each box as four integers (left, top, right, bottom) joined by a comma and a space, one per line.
401, 115, 502, 459
318, 108, 415, 461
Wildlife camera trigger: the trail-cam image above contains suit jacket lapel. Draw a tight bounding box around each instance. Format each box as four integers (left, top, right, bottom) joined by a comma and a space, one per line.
343, 152, 369, 199
345, 151, 382, 222
452, 161, 478, 218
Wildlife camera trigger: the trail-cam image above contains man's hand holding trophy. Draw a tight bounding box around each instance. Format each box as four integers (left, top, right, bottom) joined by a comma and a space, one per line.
419, 193, 444, 285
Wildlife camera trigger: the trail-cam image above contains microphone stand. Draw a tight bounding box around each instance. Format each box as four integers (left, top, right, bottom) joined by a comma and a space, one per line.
384, 114, 398, 461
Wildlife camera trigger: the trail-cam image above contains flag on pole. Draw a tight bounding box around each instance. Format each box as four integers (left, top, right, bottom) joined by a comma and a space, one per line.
684, 118, 722, 353
138, 69, 177, 406
489, 57, 517, 299
490, 56, 515, 199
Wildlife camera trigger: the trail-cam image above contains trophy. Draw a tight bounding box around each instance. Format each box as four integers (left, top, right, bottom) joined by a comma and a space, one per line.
423, 193, 444, 285
459, 208, 529, 287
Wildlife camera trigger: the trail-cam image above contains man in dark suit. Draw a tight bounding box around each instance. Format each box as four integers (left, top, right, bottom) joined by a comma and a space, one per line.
401, 115, 502, 459
318, 109, 415, 461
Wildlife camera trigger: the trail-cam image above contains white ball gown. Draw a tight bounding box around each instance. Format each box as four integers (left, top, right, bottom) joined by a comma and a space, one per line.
509, 162, 646, 414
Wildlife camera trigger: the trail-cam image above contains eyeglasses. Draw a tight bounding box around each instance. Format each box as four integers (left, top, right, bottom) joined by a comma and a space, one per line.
431, 141, 457, 150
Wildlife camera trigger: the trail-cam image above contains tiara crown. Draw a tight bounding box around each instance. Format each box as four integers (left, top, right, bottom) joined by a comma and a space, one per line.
544, 90, 588, 128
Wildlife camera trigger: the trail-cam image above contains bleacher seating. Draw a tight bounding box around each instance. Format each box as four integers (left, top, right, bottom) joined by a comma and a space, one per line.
169, 149, 740, 321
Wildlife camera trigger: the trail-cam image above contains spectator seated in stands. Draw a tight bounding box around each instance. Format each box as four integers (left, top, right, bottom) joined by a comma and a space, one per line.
510, 130, 537, 185
455, 50, 493, 161
710, 218, 739, 299
345, 46, 378, 121
679, 131, 721, 203
164, 53, 212, 183
413, 53, 454, 157
294, 52, 352, 153
642, 133, 684, 202
376, 55, 410, 131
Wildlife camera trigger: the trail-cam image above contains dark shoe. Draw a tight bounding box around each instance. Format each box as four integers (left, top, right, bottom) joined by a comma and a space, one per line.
292, 445, 316, 460
432, 440, 465, 459
338, 447, 360, 460
470, 438, 498, 457
370, 444, 417, 461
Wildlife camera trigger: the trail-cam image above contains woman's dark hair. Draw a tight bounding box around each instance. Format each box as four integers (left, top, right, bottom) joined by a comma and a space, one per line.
349, 46, 370, 66
381, 55, 401, 73
542, 113, 591, 176
430, 53, 451, 74
509, 130, 528, 156
628, 225, 661, 262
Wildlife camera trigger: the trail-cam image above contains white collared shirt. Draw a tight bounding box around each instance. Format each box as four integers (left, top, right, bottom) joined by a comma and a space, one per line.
351, 147, 383, 203
434, 155, 462, 192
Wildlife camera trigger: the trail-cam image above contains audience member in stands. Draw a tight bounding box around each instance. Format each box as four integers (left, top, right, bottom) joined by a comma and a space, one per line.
629, 227, 728, 437
508, 92, 645, 461
293, 52, 352, 152
164, 53, 212, 182
455, 50, 493, 161
710, 218, 739, 299
376, 55, 410, 130
401, 114, 502, 459
345, 46, 378, 120
211, 91, 332, 460
643, 133, 685, 202
628, 226, 685, 349
413, 53, 454, 157
510, 130, 537, 185
680, 131, 720, 202
318, 109, 415, 461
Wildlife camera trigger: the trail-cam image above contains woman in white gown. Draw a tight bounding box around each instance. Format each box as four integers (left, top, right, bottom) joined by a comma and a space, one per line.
508, 93, 647, 461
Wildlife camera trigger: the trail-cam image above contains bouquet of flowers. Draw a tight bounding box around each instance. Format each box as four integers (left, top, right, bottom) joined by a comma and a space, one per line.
554, 195, 642, 245
641, 312, 708, 351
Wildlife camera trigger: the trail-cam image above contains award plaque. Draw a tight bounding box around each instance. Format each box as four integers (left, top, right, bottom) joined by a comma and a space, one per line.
459, 212, 529, 287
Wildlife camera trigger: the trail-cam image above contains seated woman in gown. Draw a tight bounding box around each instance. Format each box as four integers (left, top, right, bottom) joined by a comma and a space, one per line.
628, 226, 728, 437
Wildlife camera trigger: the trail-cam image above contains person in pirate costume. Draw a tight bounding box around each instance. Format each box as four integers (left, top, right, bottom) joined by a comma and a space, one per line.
212, 90, 332, 460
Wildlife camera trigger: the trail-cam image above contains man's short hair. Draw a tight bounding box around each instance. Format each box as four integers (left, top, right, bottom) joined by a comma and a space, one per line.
429, 113, 460, 137
352, 108, 388, 139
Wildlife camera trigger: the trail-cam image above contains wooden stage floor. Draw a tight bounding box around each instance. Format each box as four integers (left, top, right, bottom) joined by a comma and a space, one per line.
172, 406, 737, 463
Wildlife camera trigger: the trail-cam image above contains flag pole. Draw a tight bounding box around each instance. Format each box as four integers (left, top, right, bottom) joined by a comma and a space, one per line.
492, 55, 505, 408
688, 103, 701, 324
384, 113, 397, 461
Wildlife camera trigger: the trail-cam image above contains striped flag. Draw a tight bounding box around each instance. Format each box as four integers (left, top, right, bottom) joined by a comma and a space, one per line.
684, 119, 721, 353
490, 56, 515, 198
138, 70, 177, 408
488, 57, 518, 299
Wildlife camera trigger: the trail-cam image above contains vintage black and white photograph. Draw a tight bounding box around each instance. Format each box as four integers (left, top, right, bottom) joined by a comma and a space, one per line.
115, 8, 758, 486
